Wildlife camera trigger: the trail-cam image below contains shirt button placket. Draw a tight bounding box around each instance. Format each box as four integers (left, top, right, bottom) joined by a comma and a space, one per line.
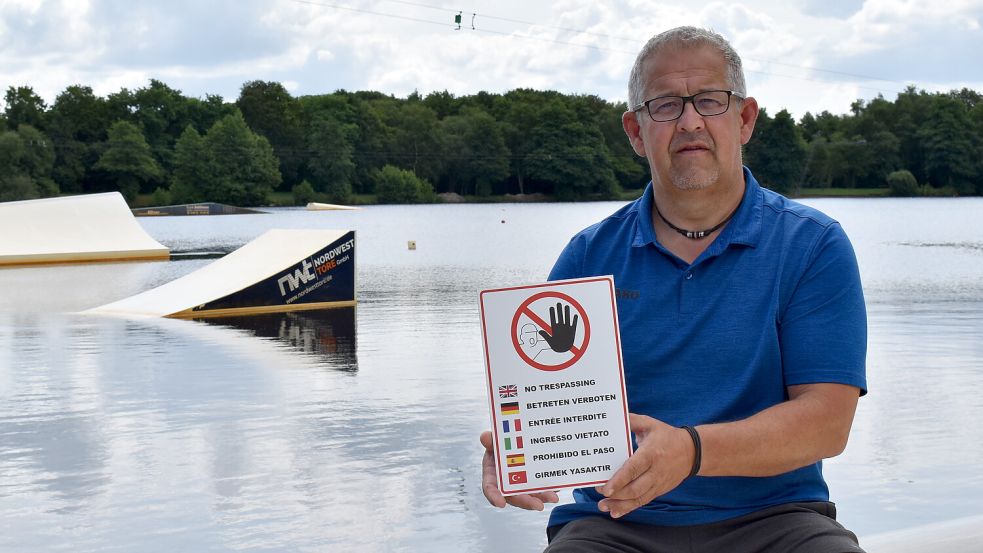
679, 270, 694, 316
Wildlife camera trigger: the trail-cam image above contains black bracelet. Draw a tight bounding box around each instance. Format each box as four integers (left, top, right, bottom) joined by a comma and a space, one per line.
681, 425, 702, 478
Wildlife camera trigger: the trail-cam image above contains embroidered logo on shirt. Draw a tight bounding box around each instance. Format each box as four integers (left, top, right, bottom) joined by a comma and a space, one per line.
615, 288, 641, 300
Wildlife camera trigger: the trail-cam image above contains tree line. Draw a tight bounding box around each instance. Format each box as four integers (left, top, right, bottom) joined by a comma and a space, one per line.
1, 80, 981, 205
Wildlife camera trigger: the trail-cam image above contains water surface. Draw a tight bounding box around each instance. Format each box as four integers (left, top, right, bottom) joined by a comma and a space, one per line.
1, 199, 982, 551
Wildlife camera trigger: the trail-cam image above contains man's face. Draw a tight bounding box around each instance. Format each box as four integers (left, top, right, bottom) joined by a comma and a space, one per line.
623, 44, 758, 191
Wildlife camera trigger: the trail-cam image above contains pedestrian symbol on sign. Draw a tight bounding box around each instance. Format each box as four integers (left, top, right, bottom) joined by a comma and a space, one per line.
510, 291, 590, 371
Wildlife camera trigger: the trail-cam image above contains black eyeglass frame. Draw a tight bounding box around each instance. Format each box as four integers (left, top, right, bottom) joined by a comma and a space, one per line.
631, 90, 745, 123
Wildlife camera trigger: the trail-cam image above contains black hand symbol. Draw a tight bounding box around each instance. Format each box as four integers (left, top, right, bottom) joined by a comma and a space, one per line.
538, 302, 579, 353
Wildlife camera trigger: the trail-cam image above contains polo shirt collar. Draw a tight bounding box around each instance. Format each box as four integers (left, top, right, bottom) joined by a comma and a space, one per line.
631, 166, 763, 251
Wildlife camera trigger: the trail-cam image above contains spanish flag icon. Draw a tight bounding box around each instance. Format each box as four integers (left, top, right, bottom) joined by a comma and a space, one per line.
506, 453, 526, 467
500, 402, 520, 416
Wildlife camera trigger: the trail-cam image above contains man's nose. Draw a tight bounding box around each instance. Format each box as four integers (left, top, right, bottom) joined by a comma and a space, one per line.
676, 100, 705, 133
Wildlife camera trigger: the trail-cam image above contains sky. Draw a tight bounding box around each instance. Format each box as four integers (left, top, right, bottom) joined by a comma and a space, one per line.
1, 0, 982, 120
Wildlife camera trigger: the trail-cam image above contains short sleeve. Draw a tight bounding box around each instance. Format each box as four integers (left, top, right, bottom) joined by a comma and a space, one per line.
547, 234, 587, 282
780, 223, 868, 394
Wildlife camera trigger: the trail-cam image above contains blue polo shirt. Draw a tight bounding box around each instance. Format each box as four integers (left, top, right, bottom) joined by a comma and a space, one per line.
547, 168, 867, 528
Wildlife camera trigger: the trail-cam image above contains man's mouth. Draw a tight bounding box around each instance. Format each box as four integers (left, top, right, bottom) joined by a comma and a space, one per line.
675, 142, 711, 154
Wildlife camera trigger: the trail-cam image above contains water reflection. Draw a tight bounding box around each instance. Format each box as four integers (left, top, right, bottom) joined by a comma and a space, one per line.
3, 200, 983, 551
195, 307, 358, 372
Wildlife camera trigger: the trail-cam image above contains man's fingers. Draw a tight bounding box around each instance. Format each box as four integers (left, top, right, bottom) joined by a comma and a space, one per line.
598, 491, 656, 518
480, 431, 507, 508
505, 490, 560, 511
600, 449, 648, 497
479, 430, 494, 452
481, 456, 506, 508
601, 468, 654, 501
480, 430, 559, 511
627, 413, 655, 434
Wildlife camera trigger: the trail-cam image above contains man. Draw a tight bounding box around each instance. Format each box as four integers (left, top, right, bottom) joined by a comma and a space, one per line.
480, 26, 867, 552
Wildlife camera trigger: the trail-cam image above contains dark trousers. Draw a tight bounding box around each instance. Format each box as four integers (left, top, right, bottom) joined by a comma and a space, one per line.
545, 502, 865, 553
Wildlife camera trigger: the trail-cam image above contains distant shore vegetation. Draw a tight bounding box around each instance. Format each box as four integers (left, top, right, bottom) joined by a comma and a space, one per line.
1, 80, 981, 206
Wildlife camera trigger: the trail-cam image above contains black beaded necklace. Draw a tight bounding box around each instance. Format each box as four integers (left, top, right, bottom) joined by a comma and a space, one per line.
654, 199, 741, 240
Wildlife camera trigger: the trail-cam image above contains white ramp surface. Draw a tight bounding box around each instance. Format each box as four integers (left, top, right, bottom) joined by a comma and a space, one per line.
0, 192, 169, 266
87, 229, 356, 318
306, 202, 361, 211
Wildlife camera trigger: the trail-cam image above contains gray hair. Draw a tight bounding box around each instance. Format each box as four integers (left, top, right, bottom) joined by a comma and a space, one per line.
627, 26, 746, 109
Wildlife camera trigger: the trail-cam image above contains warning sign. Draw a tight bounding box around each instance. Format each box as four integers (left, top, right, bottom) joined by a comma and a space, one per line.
511, 291, 590, 371
479, 276, 631, 496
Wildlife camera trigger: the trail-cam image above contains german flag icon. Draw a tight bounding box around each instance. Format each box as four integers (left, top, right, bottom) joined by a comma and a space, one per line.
500, 401, 519, 416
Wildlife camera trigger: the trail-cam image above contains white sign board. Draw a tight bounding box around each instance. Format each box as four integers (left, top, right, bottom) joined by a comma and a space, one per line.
479, 276, 632, 496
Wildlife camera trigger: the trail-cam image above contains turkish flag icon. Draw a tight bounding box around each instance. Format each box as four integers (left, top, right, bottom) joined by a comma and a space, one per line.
508, 471, 528, 484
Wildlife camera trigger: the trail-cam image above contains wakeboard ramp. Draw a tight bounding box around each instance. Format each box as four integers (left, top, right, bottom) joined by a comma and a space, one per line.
0, 192, 169, 267
306, 202, 361, 211
87, 229, 355, 318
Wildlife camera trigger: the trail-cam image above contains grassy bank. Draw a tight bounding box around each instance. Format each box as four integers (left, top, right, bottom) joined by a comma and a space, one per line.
791, 187, 891, 198
133, 186, 896, 208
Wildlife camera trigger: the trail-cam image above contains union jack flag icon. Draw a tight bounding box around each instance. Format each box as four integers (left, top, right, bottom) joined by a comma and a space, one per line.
498, 384, 518, 398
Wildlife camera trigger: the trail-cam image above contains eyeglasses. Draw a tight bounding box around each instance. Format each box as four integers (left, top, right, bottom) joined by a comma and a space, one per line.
631, 90, 744, 122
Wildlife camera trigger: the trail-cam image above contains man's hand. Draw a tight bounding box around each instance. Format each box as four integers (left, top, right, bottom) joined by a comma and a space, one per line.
538, 302, 579, 353
480, 430, 559, 510
596, 414, 694, 519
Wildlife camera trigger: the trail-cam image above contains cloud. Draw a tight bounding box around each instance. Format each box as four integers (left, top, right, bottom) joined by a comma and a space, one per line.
798, 0, 864, 19
816, 0, 983, 86
0, 0, 980, 119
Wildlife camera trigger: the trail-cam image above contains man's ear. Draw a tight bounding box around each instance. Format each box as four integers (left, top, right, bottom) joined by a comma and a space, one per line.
739, 96, 759, 146
622, 110, 647, 157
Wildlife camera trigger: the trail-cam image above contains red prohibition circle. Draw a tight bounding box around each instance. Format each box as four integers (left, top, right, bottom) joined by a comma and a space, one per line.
510, 290, 590, 371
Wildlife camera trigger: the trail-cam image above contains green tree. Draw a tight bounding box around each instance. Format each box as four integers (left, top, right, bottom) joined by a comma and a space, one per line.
237, 81, 304, 188
130, 80, 197, 172
744, 108, 807, 194
0, 174, 37, 202
3, 86, 47, 130
169, 125, 214, 203
14, 125, 55, 180
886, 169, 919, 196
523, 100, 618, 200
292, 179, 316, 205
95, 120, 162, 201
423, 90, 460, 118
188, 94, 237, 135
918, 96, 978, 193
441, 108, 510, 196
305, 114, 355, 203
46, 85, 112, 193
0, 125, 58, 201
374, 164, 434, 203
348, 95, 393, 194
201, 111, 281, 205
494, 89, 541, 194
386, 102, 444, 184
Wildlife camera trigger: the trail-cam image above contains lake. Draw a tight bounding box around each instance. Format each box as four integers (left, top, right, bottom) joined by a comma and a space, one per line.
1, 198, 982, 552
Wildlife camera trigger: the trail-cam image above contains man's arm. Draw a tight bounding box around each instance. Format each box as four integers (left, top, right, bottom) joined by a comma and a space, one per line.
698, 382, 860, 476
597, 382, 861, 519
